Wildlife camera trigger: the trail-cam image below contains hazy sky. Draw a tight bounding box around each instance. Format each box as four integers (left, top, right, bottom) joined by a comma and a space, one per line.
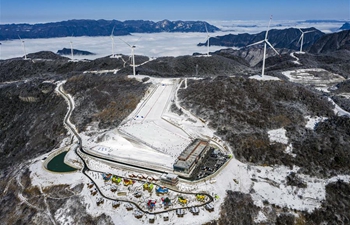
1, 0, 349, 24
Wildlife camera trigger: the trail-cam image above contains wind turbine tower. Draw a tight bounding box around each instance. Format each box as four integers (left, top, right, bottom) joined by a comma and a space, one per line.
205, 24, 210, 56
298, 28, 314, 53
110, 26, 116, 58
119, 38, 137, 76
247, 16, 279, 77
18, 36, 27, 60
70, 41, 74, 61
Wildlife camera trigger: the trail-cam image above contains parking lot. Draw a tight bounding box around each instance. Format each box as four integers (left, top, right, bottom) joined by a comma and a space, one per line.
190, 147, 229, 180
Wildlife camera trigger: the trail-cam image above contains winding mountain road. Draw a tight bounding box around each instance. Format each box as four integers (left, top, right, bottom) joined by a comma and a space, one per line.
56, 81, 214, 215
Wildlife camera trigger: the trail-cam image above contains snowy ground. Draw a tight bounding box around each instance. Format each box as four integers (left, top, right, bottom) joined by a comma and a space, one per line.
81, 76, 218, 171
25, 74, 350, 224
249, 74, 280, 81
328, 97, 350, 117
120, 78, 192, 155
305, 115, 328, 130
282, 68, 345, 92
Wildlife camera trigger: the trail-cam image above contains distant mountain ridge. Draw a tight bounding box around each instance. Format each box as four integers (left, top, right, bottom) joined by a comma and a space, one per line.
0, 19, 220, 40
198, 28, 325, 51
339, 22, 350, 30
57, 48, 95, 56
309, 29, 350, 54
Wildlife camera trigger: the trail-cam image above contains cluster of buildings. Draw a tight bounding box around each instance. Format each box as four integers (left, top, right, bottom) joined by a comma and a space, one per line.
173, 139, 211, 178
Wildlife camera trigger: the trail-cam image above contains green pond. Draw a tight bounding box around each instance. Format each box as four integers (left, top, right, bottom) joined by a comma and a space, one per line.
47, 151, 77, 172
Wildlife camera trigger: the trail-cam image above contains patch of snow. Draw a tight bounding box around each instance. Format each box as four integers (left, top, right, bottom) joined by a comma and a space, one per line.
327, 175, 350, 184
268, 128, 288, 144
249, 75, 280, 81
55, 206, 75, 225
290, 52, 301, 65
254, 211, 267, 223
282, 69, 345, 92
249, 165, 326, 212
305, 116, 328, 130
285, 143, 296, 157
328, 97, 350, 117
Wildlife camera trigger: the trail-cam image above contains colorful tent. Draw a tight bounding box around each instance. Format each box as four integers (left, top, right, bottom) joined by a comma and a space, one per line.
112, 175, 122, 184
147, 199, 157, 210
143, 183, 154, 192
123, 178, 134, 186
161, 197, 171, 207
178, 196, 187, 205
102, 173, 112, 181
196, 194, 206, 202
156, 186, 168, 194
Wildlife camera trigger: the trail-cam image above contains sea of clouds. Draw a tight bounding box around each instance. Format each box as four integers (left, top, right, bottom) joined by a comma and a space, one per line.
0, 20, 345, 60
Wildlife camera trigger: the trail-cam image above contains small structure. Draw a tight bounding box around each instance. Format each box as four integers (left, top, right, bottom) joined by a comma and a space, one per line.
205, 202, 214, 212
134, 210, 143, 219
111, 185, 118, 192
129, 173, 137, 178
125, 203, 134, 211
161, 197, 171, 208
190, 206, 200, 215
112, 201, 120, 208
149, 214, 155, 223
176, 208, 184, 217
87, 183, 94, 189
112, 175, 122, 184
134, 192, 142, 198
160, 173, 178, 186
123, 178, 134, 186
90, 189, 97, 196
143, 183, 154, 192
102, 173, 112, 181
178, 196, 187, 205
156, 186, 169, 195
163, 212, 169, 221
147, 199, 157, 210
196, 194, 206, 202
96, 197, 104, 206
148, 175, 159, 182
117, 191, 128, 196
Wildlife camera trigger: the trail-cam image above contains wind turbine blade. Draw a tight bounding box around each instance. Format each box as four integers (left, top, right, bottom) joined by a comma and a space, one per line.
266, 40, 280, 55
18, 35, 22, 40
298, 28, 303, 33
265, 15, 273, 39
111, 26, 115, 36
135, 36, 142, 45
205, 24, 208, 34
297, 34, 303, 45
119, 38, 132, 48
247, 40, 264, 47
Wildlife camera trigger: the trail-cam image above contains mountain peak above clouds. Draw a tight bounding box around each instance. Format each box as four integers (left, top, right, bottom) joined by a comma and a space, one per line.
0, 19, 220, 41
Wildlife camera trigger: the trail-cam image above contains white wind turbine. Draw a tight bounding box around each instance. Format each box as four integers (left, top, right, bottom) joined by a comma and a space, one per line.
119, 37, 140, 76
110, 26, 116, 58
69, 41, 74, 61
297, 28, 315, 53
18, 35, 27, 60
205, 24, 211, 56
247, 16, 279, 77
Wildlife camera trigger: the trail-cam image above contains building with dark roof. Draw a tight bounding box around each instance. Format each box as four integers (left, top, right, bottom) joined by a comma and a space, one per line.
173, 139, 210, 176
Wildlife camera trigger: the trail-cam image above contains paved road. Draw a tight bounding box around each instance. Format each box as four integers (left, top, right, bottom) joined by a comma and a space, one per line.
56, 81, 214, 215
